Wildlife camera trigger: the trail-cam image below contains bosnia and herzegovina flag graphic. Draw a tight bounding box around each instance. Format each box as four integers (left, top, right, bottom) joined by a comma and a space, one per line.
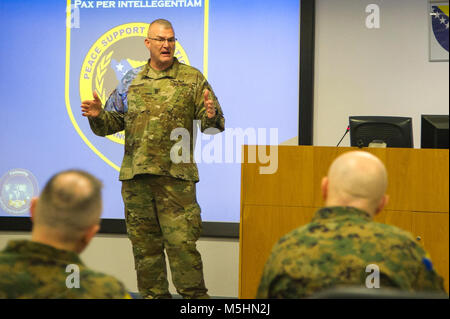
65, 1, 205, 172
431, 4, 449, 52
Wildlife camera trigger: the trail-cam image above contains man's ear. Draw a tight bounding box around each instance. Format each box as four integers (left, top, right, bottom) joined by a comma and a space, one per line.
321, 177, 329, 202
374, 194, 389, 215
144, 37, 151, 50
84, 224, 100, 245
30, 197, 38, 223
76, 224, 100, 254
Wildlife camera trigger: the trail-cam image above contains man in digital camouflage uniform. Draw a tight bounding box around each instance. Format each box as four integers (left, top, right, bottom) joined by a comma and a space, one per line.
81, 19, 224, 299
0, 170, 130, 299
257, 151, 446, 298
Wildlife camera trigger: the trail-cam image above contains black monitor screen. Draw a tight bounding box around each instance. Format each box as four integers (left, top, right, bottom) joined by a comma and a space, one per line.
349, 116, 413, 148
421, 115, 449, 149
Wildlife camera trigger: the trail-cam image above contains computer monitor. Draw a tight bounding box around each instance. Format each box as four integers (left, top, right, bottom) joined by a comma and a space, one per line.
349, 116, 413, 148
421, 115, 449, 149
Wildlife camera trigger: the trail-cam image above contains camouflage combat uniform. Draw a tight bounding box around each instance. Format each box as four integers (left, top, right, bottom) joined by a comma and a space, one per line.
257, 207, 446, 298
0, 240, 129, 299
88, 58, 224, 298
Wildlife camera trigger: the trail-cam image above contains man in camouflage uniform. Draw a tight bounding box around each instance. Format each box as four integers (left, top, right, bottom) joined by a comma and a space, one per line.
0, 170, 129, 299
81, 19, 224, 299
257, 151, 446, 298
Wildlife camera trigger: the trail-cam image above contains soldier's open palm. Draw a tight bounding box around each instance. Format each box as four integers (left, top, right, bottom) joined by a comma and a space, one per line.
81, 91, 102, 117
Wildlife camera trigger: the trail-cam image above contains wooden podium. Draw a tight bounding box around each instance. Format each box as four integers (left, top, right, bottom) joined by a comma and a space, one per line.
239, 146, 449, 298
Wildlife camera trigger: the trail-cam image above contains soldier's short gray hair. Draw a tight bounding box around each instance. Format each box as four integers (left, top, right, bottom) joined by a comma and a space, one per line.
149, 19, 175, 33
35, 170, 103, 242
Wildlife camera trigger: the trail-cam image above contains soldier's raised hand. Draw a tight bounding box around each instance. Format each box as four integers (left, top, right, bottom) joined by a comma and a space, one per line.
204, 89, 216, 119
81, 91, 102, 117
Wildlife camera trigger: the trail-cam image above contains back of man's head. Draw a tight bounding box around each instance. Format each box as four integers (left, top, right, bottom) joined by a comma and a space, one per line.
33, 170, 103, 244
322, 151, 389, 216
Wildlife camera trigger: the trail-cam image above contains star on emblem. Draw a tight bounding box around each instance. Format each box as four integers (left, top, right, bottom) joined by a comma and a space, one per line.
116, 63, 124, 72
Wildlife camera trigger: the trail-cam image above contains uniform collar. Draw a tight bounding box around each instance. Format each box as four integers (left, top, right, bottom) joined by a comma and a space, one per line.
312, 206, 372, 223
143, 57, 179, 79
3, 240, 83, 265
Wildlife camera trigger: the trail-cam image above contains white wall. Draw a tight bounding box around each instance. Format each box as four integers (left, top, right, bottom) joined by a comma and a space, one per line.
0, 232, 239, 298
314, 0, 449, 147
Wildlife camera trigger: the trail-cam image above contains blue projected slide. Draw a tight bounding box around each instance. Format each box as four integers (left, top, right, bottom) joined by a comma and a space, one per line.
0, 0, 299, 223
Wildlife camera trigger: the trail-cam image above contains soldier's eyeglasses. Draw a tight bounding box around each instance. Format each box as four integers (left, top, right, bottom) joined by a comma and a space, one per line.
148, 37, 177, 44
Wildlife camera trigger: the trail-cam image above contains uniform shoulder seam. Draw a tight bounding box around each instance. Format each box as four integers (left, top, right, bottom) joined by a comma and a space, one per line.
178, 62, 203, 75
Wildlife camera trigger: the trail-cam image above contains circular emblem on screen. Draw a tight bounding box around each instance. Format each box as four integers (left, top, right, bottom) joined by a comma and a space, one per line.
0, 169, 39, 215
78, 22, 190, 145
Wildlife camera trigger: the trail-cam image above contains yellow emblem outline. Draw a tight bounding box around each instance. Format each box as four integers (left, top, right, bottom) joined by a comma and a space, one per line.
79, 22, 191, 145
65, 0, 210, 172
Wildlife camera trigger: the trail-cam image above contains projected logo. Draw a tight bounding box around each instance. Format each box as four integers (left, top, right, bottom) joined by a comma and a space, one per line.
0, 169, 39, 215
66, 22, 190, 170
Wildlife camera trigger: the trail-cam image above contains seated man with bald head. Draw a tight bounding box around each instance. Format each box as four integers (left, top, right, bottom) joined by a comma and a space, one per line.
0, 170, 130, 298
257, 151, 445, 298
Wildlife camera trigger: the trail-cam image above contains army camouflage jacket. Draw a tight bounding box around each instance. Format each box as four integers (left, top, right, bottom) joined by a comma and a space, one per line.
88, 57, 225, 182
257, 206, 446, 298
0, 240, 129, 299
